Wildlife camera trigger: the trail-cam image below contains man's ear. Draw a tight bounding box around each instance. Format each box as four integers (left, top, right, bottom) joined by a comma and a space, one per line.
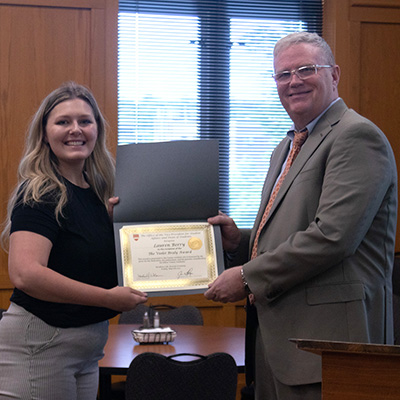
332, 64, 341, 89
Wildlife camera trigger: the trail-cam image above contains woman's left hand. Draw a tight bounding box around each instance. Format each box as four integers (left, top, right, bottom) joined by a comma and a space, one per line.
107, 196, 119, 219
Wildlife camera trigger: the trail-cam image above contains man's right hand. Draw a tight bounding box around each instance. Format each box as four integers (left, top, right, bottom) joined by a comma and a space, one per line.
208, 211, 241, 252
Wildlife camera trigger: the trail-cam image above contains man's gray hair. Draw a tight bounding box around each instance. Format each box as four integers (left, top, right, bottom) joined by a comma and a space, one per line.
274, 32, 335, 66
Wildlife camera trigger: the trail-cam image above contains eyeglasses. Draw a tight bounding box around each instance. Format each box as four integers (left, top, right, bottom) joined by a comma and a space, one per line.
272, 64, 333, 84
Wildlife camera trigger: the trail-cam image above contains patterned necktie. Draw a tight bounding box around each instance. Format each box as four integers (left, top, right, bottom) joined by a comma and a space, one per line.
250, 129, 308, 260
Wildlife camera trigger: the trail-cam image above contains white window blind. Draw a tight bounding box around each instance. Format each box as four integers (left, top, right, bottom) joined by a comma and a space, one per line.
118, 0, 322, 228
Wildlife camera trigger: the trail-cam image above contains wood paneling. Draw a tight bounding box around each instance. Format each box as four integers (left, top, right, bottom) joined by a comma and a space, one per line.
0, 289, 12, 311
0, 0, 118, 309
324, 0, 400, 251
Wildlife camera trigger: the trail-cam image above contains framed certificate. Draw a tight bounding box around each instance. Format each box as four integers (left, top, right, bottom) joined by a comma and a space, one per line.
113, 140, 224, 296
117, 222, 223, 294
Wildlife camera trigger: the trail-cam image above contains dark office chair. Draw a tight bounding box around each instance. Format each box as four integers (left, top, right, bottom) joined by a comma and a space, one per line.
111, 304, 204, 399
125, 352, 237, 400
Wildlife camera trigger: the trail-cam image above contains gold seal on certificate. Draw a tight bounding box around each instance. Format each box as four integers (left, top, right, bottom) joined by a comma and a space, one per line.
119, 222, 218, 292
188, 237, 202, 250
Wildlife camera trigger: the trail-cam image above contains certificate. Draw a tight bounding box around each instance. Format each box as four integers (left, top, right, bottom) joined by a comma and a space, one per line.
119, 222, 218, 292
113, 140, 224, 297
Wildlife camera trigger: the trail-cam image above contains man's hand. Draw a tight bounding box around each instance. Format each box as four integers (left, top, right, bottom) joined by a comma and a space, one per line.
208, 211, 241, 252
204, 266, 247, 303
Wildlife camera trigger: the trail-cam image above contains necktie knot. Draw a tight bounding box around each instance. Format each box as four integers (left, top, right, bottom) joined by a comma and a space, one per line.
293, 129, 308, 148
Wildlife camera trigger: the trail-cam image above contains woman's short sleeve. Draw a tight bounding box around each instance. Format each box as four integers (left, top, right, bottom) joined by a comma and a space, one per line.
10, 200, 60, 244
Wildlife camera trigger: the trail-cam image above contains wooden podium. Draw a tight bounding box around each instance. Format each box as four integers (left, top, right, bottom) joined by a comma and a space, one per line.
292, 339, 400, 400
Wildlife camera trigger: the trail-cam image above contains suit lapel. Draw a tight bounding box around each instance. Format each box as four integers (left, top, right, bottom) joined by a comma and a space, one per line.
250, 138, 291, 241
251, 99, 348, 245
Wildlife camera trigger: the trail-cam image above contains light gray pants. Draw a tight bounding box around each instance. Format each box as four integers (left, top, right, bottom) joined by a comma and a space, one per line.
0, 302, 108, 400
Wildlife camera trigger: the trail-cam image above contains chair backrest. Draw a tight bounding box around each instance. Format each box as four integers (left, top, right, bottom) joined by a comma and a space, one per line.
125, 352, 237, 400
119, 304, 203, 326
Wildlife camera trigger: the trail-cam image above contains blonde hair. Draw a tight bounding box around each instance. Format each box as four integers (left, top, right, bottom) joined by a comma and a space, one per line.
1, 82, 115, 250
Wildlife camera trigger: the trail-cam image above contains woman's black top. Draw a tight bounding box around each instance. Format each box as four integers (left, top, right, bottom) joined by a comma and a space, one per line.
10, 180, 119, 328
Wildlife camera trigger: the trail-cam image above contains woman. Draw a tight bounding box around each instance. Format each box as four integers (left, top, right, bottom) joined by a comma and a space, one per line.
0, 82, 147, 399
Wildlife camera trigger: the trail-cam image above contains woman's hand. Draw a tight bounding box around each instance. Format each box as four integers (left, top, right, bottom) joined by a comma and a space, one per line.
107, 196, 119, 219
105, 286, 148, 312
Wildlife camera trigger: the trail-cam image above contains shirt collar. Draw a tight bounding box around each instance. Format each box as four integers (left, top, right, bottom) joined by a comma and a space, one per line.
287, 98, 341, 140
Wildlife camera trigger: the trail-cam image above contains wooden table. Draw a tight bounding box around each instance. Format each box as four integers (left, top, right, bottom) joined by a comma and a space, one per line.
99, 324, 245, 400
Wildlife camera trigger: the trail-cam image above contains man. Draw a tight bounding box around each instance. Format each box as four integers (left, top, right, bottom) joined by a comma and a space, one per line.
205, 32, 397, 400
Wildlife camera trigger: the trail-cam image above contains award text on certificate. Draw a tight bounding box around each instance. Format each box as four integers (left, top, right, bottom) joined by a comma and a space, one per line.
119, 222, 218, 292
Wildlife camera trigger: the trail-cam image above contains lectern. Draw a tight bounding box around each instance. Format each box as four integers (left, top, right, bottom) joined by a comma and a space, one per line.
291, 339, 400, 400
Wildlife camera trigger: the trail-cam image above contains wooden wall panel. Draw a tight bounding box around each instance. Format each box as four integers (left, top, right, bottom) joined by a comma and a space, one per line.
0, 0, 118, 309
324, 0, 400, 251
0, 290, 13, 311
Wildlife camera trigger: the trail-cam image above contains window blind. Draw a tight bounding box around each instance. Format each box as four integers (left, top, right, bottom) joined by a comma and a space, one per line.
118, 0, 322, 227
